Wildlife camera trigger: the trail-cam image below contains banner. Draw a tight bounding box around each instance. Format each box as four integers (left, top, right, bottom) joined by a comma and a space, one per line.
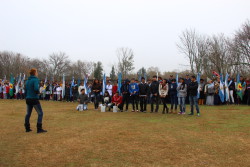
197, 73, 201, 99
9, 74, 14, 97
102, 73, 106, 95
84, 75, 89, 95
236, 73, 245, 100
219, 74, 225, 103
62, 74, 65, 99
15, 73, 22, 94
118, 73, 122, 95
70, 76, 74, 97
224, 73, 229, 102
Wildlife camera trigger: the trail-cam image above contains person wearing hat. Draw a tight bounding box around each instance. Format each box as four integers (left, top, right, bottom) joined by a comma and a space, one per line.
139, 77, 149, 112
121, 79, 130, 112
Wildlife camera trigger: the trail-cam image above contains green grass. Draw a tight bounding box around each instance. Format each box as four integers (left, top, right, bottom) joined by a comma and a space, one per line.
0, 100, 249, 167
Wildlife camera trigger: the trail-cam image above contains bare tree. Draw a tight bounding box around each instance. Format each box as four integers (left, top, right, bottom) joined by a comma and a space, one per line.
48, 52, 71, 80
234, 20, 250, 67
177, 29, 198, 74
147, 66, 161, 78
117, 47, 135, 79
69, 60, 94, 79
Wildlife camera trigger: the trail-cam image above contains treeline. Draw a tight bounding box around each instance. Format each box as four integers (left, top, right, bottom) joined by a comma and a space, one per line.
177, 20, 250, 77
1, 20, 249, 81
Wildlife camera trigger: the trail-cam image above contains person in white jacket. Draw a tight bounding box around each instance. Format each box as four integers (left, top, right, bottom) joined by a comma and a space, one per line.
106, 81, 113, 97
159, 79, 169, 114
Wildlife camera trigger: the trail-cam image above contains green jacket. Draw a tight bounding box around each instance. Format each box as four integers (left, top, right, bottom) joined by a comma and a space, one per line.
25, 75, 40, 99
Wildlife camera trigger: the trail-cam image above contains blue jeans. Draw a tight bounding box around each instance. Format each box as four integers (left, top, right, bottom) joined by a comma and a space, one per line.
178, 97, 186, 113
170, 94, 178, 110
25, 100, 43, 124
189, 96, 200, 114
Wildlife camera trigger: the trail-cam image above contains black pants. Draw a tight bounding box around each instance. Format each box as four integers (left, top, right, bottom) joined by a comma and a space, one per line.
122, 94, 130, 111
93, 93, 100, 109
161, 97, 169, 112
131, 95, 139, 111
151, 95, 159, 112
139, 96, 147, 111
247, 92, 250, 105
65, 95, 70, 102
45, 94, 50, 101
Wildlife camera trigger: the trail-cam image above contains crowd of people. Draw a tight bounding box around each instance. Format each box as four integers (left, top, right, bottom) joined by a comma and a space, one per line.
1, 73, 250, 116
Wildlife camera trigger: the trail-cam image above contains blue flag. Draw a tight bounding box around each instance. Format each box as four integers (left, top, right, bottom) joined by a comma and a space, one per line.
197, 73, 201, 98
77, 78, 80, 86
62, 74, 65, 99
144, 73, 147, 82
84, 76, 88, 95
102, 73, 106, 95
70, 76, 74, 97
118, 73, 122, 95
224, 73, 229, 102
219, 74, 225, 103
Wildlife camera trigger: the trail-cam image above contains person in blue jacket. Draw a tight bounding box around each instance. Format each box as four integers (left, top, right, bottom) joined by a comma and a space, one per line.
129, 78, 139, 112
169, 79, 178, 113
24, 68, 47, 133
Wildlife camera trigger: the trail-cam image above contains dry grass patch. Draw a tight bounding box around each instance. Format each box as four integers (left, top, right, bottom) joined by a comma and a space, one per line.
0, 100, 249, 167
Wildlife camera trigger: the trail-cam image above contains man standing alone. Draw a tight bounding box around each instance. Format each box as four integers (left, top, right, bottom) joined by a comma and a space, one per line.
24, 68, 47, 133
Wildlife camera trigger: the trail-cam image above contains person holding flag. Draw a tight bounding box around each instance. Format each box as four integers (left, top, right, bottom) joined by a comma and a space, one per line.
24, 68, 47, 133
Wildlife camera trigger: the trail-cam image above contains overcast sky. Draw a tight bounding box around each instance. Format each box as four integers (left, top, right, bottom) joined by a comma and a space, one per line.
0, 0, 249, 74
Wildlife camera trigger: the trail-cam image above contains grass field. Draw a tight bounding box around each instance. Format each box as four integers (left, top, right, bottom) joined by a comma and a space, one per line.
0, 100, 249, 167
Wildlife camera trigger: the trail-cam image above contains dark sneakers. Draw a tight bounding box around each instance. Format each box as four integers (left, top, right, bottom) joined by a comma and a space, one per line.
188, 113, 194, 115
37, 123, 47, 133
